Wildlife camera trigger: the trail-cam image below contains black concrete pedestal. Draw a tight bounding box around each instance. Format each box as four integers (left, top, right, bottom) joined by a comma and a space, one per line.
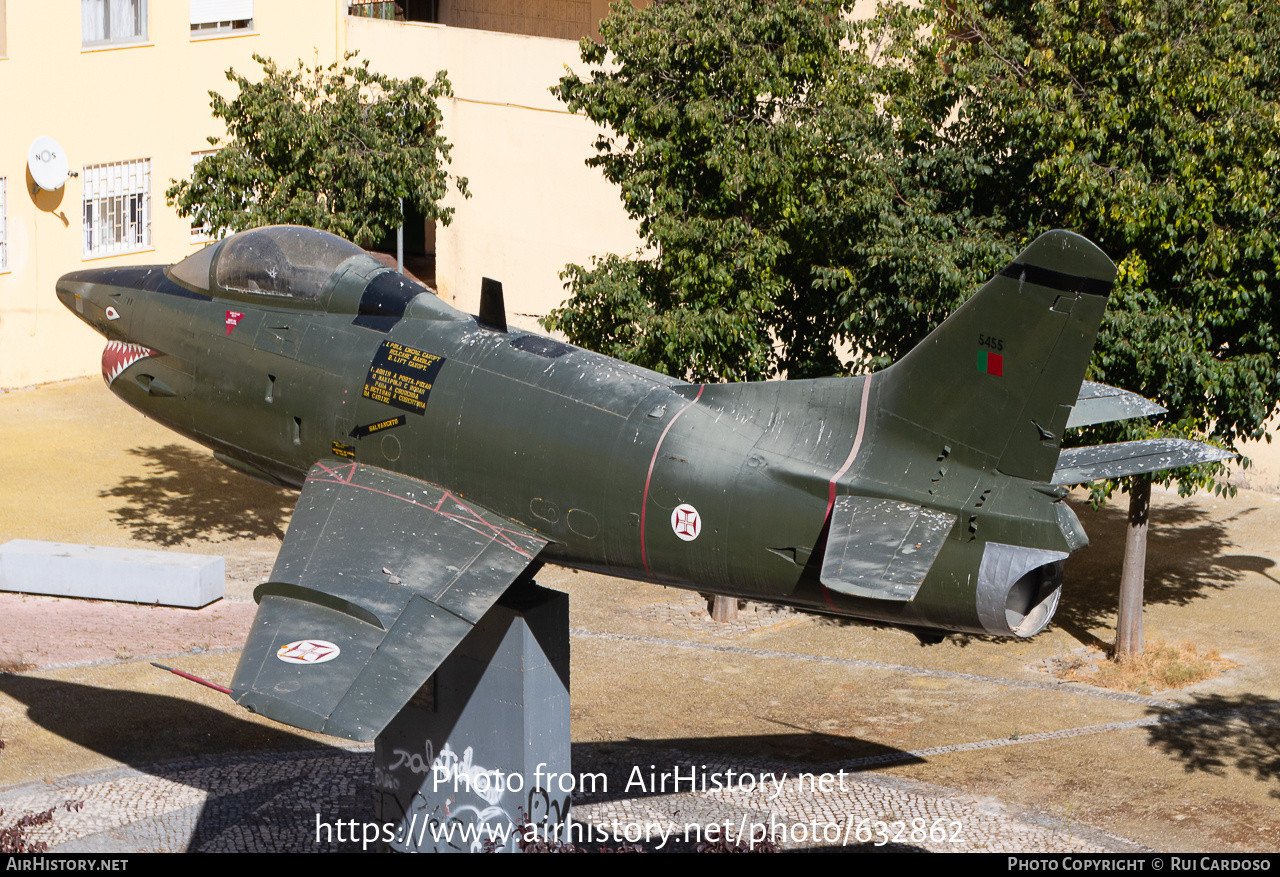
374, 582, 570, 852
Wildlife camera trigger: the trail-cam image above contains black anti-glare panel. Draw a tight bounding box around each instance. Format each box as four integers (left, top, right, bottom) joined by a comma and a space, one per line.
353, 272, 428, 332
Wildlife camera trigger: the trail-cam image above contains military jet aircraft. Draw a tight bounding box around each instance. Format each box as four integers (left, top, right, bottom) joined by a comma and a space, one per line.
56, 226, 1231, 741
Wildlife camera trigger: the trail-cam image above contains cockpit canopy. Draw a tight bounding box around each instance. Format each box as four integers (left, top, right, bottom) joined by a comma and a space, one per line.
166, 225, 370, 303
163, 223, 466, 325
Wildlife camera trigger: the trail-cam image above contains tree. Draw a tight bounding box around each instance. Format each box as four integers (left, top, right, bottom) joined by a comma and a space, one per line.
549, 0, 1280, 654
166, 53, 469, 246
867, 0, 1280, 656
546, 0, 899, 382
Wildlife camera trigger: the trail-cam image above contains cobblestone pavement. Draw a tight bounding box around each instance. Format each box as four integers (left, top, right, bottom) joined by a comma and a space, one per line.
0, 745, 1144, 853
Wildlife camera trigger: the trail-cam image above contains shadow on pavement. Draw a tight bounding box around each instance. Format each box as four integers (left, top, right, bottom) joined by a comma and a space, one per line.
1216, 554, 1280, 586
99, 445, 294, 546
0, 674, 928, 851
570, 737, 922, 808
1057, 498, 1257, 637
0, 674, 366, 851
1145, 693, 1280, 800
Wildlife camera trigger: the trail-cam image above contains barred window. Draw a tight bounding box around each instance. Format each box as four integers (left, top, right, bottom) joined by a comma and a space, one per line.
83, 159, 151, 259
82, 0, 148, 45
348, 1, 438, 23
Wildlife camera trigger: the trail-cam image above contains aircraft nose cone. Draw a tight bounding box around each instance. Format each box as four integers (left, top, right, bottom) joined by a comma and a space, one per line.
55, 275, 91, 316
55, 268, 132, 337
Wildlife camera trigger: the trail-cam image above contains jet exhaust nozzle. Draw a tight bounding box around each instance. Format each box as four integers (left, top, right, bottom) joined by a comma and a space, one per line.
974, 543, 1067, 637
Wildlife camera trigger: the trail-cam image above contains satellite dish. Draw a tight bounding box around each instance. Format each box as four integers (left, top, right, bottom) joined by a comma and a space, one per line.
28, 136, 70, 192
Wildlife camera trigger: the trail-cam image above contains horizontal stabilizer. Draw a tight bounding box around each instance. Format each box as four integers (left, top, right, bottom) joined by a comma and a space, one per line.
1052, 439, 1235, 485
230, 462, 546, 741
1067, 382, 1166, 428
821, 497, 956, 601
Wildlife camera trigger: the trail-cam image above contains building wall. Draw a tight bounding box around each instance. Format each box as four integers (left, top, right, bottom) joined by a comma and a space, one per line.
346, 16, 641, 331
0, 2, 635, 387
0, 1, 343, 388
1232, 425, 1280, 495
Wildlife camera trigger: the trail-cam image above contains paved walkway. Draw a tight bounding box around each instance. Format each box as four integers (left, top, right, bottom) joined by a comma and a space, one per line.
2, 743, 1145, 853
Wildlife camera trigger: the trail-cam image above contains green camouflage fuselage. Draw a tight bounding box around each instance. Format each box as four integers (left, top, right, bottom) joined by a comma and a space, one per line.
58, 242, 1089, 639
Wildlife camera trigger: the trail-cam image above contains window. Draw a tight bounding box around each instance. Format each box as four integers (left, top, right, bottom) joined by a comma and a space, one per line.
349, 1, 397, 19
189, 151, 217, 242
83, 159, 151, 258
0, 177, 7, 271
348, 1, 438, 23
191, 0, 252, 35
82, 0, 148, 46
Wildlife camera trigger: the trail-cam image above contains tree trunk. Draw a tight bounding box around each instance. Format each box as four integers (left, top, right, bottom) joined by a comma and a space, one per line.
1115, 474, 1151, 659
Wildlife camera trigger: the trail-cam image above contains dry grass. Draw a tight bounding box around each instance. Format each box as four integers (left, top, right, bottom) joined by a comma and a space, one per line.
1046, 639, 1237, 695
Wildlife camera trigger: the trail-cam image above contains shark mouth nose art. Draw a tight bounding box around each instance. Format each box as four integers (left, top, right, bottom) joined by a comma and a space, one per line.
101, 341, 156, 386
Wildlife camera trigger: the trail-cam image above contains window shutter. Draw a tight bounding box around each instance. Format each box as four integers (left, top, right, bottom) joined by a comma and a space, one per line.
191, 0, 252, 26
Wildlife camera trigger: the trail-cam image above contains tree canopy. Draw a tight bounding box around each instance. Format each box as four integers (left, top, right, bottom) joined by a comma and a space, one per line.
547, 0, 1280, 463
547, 0, 883, 381
166, 53, 469, 247
873, 0, 1280, 455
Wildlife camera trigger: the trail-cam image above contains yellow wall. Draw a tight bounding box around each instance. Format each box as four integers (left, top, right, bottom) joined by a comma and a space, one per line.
346, 16, 641, 332
0, 1, 344, 388
1232, 423, 1280, 495
0, 4, 637, 386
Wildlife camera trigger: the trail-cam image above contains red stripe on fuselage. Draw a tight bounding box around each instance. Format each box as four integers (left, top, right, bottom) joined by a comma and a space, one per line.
820, 376, 873, 610
640, 385, 705, 578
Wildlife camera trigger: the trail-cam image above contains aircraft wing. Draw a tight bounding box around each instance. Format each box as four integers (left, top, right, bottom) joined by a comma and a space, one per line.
1051, 439, 1236, 485
1067, 381, 1167, 428
229, 462, 547, 742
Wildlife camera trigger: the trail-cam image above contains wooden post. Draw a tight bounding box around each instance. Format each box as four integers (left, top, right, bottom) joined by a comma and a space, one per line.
711, 594, 738, 622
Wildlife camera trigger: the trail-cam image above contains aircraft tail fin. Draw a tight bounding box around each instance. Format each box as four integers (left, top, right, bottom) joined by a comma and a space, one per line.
875, 231, 1116, 483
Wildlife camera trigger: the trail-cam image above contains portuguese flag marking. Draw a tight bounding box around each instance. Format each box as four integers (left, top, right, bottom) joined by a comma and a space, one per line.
978, 350, 1003, 376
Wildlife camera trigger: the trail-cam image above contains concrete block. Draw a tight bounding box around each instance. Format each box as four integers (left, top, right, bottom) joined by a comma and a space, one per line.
376, 581, 570, 852
0, 539, 224, 608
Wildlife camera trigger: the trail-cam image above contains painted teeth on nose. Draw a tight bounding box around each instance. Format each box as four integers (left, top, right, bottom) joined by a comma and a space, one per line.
101, 342, 156, 386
